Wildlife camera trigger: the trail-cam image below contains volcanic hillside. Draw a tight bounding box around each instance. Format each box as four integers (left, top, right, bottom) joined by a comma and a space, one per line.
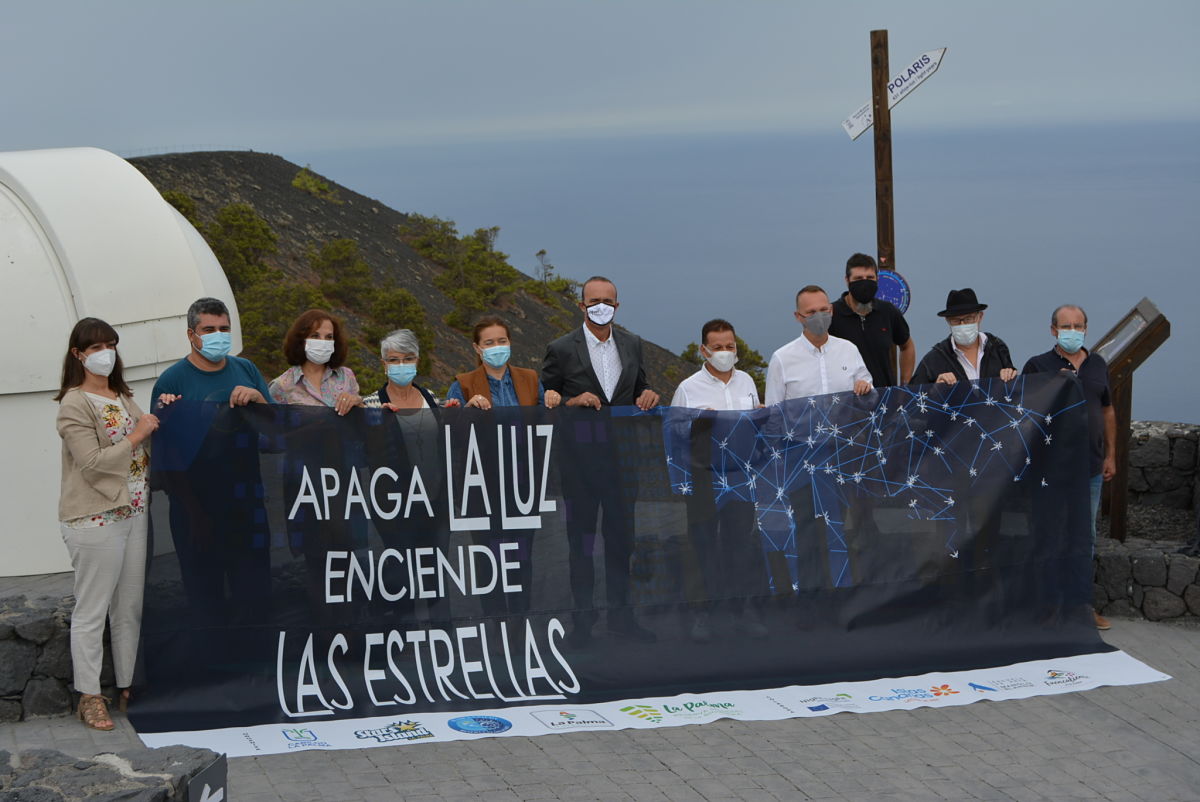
131, 150, 692, 396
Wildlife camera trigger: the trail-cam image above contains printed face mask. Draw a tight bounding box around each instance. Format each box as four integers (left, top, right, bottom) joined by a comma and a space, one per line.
705, 349, 738, 372
305, 339, 335, 365
1057, 329, 1085, 354
194, 331, 232, 362
951, 322, 979, 347
801, 310, 832, 337
83, 348, 116, 378
848, 279, 878, 305
480, 345, 511, 368
585, 302, 615, 326
387, 363, 418, 386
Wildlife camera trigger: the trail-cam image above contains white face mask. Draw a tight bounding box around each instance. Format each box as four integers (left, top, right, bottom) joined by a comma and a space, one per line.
305, 339, 335, 365
585, 302, 616, 326
951, 322, 979, 347
705, 349, 738, 373
83, 348, 116, 378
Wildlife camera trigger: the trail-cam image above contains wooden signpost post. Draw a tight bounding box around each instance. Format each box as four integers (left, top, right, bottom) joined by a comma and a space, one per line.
1093, 298, 1172, 542
842, 32, 947, 271
843, 31, 946, 377
870, 30, 896, 271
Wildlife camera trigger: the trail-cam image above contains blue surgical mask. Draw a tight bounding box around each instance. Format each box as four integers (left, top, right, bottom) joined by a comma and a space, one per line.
194, 331, 232, 362
387, 363, 418, 386
480, 345, 511, 368
950, 323, 979, 347
1057, 329, 1085, 354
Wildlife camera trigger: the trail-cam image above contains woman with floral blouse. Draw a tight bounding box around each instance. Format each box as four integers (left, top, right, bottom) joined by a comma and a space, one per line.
55, 318, 159, 731
268, 309, 361, 413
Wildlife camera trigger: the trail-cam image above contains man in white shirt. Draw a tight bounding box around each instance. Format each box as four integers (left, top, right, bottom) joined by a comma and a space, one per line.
670, 320, 767, 641
765, 285, 873, 404
671, 320, 760, 411
765, 286, 873, 593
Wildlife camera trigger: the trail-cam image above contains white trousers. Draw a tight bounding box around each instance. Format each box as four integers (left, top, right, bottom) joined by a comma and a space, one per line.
61, 514, 147, 695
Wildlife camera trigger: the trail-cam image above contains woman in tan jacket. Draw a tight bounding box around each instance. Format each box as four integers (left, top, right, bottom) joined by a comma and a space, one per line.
55, 318, 158, 731
444, 316, 560, 623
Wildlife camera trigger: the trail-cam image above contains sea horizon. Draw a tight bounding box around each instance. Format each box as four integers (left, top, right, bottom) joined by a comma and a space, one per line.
286, 119, 1198, 423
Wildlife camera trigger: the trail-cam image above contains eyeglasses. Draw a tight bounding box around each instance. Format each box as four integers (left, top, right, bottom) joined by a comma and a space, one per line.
946, 313, 980, 326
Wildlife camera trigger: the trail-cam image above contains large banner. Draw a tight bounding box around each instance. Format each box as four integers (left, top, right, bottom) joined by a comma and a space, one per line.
132, 372, 1110, 740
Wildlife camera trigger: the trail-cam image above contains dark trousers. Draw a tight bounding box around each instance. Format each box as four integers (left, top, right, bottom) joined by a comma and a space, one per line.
564, 482, 634, 612
788, 486, 834, 591
471, 529, 535, 618
168, 487, 271, 627
684, 499, 765, 606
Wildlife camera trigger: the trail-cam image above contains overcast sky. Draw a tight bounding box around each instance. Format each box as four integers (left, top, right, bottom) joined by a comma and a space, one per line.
3, 1, 1198, 154
5, 2, 1199, 422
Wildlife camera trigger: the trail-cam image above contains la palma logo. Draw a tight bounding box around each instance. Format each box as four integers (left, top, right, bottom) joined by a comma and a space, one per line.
355, 720, 435, 743
532, 710, 613, 729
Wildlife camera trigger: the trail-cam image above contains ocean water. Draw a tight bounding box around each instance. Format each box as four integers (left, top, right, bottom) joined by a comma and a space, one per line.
292, 121, 1200, 423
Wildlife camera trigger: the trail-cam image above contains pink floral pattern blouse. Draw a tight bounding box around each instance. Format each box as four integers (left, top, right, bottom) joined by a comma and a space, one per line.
268, 366, 359, 407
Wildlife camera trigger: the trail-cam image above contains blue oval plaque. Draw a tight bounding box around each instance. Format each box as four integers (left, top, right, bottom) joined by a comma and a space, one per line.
876, 269, 911, 315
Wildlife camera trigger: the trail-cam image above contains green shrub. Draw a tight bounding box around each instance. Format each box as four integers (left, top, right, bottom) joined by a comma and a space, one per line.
309, 238, 372, 308
161, 190, 199, 225
204, 204, 278, 293
400, 215, 523, 331
292, 166, 342, 204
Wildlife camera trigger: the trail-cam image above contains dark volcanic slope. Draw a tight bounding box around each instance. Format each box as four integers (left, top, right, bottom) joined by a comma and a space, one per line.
130, 150, 691, 396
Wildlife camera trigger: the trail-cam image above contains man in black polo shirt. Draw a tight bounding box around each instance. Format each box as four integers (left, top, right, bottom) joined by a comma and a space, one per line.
1022, 303, 1116, 630
829, 253, 916, 386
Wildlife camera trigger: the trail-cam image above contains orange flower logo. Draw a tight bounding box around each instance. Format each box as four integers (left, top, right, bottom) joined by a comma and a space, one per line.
930, 684, 958, 696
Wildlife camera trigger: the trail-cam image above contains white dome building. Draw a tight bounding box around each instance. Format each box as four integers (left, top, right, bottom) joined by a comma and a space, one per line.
0, 147, 240, 576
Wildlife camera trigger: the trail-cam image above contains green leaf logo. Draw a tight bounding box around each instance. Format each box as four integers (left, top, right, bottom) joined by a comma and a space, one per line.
620, 705, 663, 723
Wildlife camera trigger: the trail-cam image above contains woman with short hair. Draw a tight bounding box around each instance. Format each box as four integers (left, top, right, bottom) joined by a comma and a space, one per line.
268, 309, 361, 413
55, 318, 158, 731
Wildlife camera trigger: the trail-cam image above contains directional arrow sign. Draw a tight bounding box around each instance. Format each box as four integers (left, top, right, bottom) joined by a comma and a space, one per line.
842, 48, 947, 140
187, 754, 227, 802
198, 785, 224, 802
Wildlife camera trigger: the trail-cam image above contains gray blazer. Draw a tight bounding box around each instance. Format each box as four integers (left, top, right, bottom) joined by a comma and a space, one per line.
56, 387, 146, 521
541, 326, 650, 407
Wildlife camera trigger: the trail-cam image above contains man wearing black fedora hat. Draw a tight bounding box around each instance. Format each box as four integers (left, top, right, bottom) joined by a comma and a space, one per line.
910, 288, 1017, 386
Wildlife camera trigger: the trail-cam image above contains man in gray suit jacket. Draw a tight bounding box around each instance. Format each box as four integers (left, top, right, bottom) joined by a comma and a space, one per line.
542, 276, 659, 645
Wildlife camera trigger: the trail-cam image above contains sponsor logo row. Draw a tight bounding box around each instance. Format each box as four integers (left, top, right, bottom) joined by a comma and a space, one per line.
251, 669, 1089, 751
271, 709, 614, 751
266, 701, 739, 750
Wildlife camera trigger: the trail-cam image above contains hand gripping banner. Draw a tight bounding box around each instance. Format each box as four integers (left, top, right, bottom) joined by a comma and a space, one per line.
131, 372, 1108, 737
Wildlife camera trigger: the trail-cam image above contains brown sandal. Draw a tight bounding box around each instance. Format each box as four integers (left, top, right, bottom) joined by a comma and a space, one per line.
118, 688, 132, 713
78, 694, 114, 731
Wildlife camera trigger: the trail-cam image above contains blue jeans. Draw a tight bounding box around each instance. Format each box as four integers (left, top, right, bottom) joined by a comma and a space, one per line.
1089, 473, 1104, 554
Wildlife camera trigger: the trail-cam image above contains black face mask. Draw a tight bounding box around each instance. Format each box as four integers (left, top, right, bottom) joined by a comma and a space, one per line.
848, 279, 878, 304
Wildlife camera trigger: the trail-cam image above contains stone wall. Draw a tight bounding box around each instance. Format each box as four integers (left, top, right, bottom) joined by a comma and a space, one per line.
1095, 537, 1200, 621
0, 595, 113, 723
1128, 421, 1199, 509
0, 745, 217, 801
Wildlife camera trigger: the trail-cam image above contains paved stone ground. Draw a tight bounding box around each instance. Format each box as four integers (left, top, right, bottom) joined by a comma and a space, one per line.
3, 617, 1198, 801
